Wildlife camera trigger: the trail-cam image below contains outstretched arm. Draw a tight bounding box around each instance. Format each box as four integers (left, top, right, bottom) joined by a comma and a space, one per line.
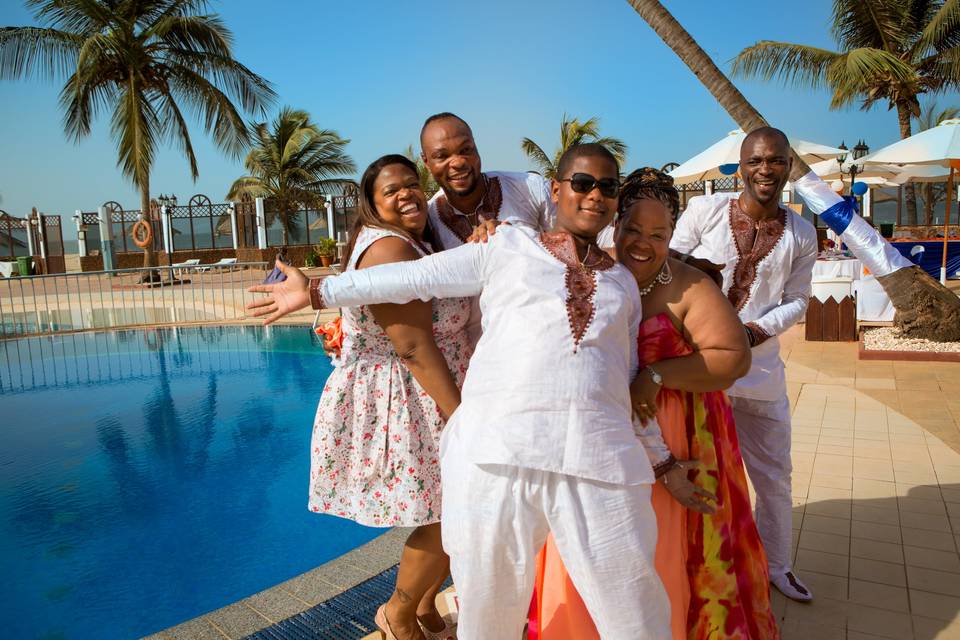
247, 239, 488, 323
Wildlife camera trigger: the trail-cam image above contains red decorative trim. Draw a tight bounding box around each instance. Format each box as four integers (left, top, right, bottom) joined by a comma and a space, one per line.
538, 232, 615, 351
726, 199, 787, 311
745, 321, 771, 346
435, 175, 503, 243
309, 278, 325, 310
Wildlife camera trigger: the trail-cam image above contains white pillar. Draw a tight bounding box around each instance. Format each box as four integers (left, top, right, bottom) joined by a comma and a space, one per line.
24, 218, 35, 256
704, 180, 714, 196
229, 204, 239, 250
863, 188, 872, 219
160, 205, 172, 254
98, 205, 115, 271
74, 210, 87, 256
255, 197, 267, 249
324, 197, 335, 239
36, 214, 47, 261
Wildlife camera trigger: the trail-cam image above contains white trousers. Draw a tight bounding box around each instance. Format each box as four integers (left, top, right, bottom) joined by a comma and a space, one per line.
731, 395, 794, 574
440, 430, 670, 640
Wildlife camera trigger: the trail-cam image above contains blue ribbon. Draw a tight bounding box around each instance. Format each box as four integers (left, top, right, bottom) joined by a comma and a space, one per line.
820, 196, 858, 234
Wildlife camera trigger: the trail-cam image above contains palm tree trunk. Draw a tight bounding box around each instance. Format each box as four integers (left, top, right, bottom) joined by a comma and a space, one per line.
139, 180, 158, 282
922, 184, 934, 225
628, 0, 960, 342
897, 103, 920, 226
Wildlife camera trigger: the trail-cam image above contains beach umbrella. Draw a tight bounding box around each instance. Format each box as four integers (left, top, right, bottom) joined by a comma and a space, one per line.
890, 164, 951, 184
860, 119, 960, 283
668, 129, 847, 184
809, 158, 902, 182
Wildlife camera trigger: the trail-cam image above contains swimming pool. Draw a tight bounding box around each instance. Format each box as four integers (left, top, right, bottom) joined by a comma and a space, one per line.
0, 326, 382, 639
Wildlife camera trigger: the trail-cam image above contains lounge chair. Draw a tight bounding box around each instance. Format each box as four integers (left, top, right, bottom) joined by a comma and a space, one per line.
171, 258, 200, 276
195, 257, 237, 272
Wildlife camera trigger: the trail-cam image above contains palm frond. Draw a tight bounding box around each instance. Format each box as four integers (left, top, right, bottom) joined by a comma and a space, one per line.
731, 41, 840, 88
827, 47, 919, 109
521, 138, 554, 176
112, 79, 161, 188
592, 136, 628, 165
0, 26, 82, 81
831, 0, 906, 51
915, 0, 960, 56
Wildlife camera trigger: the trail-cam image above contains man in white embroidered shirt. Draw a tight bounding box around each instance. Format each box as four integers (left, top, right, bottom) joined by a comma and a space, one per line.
247, 144, 685, 639
670, 127, 818, 602
420, 112, 557, 346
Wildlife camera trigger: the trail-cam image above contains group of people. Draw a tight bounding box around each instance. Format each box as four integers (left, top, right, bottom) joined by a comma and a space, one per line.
247, 113, 824, 640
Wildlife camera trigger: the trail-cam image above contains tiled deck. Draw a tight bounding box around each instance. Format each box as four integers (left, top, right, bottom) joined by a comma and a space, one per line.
154, 323, 960, 640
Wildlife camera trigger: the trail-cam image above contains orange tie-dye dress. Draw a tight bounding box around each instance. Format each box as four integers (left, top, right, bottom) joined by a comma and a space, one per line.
530, 313, 780, 640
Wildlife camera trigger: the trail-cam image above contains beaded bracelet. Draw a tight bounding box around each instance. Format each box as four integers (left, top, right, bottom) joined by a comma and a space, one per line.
653, 454, 678, 479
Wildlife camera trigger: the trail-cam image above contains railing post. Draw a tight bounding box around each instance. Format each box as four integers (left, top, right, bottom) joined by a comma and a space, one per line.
229, 204, 239, 250
98, 205, 115, 271
36, 212, 48, 265
704, 180, 714, 196
74, 210, 87, 256
160, 205, 172, 254
325, 196, 335, 240
255, 197, 267, 249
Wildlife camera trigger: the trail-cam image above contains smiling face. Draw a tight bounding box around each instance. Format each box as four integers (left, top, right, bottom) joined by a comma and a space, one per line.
371, 163, 428, 236
740, 132, 792, 207
421, 117, 482, 198
551, 154, 619, 239
614, 198, 673, 286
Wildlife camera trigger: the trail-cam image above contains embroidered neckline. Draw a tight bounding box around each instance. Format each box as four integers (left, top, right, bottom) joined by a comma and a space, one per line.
726, 198, 787, 311
538, 231, 615, 352
434, 175, 503, 243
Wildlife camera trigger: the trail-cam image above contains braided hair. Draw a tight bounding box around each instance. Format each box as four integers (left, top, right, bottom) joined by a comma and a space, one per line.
617, 167, 680, 224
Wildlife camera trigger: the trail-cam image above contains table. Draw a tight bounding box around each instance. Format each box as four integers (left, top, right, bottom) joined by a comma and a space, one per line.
813, 257, 862, 281
852, 276, 895, 323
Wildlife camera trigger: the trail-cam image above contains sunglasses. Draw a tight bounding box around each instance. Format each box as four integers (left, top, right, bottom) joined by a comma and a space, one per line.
559, 173, 620, 198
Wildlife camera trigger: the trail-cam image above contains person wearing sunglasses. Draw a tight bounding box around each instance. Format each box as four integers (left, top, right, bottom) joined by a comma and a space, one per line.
420, 112, 556, 346
247, 143, 713, 639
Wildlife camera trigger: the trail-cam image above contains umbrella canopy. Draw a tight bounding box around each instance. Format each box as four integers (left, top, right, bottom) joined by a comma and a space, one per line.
860, 119, 960, 167
809, 158, 903, 182
668, 129, 847, 185
890, 164, 951, 184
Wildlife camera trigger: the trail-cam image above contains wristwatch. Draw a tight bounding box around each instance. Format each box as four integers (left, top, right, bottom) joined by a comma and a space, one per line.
645, 366, 663, 386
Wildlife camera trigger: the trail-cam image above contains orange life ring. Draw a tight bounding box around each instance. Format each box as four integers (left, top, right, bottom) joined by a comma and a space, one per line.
132, 219, 153, 248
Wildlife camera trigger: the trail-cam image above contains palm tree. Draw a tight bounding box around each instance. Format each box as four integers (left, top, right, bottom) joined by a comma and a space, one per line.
404, 144, 439, 196
521, 115, 628, 179
730, 0, 960, 226
0, 0, 276, 272
627, 0, 960, 342
913, 101, 960, 224
226, 107, 355, 246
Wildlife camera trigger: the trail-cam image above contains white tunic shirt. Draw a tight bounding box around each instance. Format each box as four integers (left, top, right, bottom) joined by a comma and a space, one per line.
671, 193, 818, 401
428, 171, 557, 346
319, 225, 660, 486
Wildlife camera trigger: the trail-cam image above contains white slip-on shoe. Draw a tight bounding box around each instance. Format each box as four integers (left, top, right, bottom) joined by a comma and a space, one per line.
771, 570, 814, 602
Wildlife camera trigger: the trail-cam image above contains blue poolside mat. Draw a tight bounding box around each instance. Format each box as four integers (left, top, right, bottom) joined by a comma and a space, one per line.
244, 566, 452, 640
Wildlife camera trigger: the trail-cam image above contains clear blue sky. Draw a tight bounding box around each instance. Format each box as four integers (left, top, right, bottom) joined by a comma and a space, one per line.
1, 0, 957, 218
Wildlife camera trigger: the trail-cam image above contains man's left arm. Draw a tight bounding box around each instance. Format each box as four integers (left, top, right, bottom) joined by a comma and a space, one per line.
744, 226, 818, 346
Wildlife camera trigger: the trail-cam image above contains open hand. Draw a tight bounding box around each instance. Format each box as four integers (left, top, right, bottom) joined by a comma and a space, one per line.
246, 259, 311, 325
661, 460, 718, 514
466, 218, 506, 243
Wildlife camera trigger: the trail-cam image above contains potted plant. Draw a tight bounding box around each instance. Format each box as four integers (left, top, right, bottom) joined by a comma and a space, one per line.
303, 252, 317, 268
315, 237, 337, 267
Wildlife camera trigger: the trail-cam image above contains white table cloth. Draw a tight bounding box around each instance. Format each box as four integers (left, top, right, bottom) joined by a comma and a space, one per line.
852, 276, 895, 322
813, 258, 862, 281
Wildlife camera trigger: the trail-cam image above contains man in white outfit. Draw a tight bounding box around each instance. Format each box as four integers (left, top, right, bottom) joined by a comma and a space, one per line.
420, 112, 556, 346
670, 127, 818, 602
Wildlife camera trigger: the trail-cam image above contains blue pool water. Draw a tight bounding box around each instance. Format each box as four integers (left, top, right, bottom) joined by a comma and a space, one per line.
0, 326, 382, 639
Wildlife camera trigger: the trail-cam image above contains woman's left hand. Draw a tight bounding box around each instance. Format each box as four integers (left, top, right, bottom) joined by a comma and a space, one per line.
661, 460, 718, 514
630, 369, 660, 424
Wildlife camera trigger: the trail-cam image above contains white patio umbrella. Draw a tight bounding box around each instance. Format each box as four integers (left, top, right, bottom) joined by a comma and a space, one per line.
809, 158, 902, 182
860, 119, 960, 283
668, 129, 847, 185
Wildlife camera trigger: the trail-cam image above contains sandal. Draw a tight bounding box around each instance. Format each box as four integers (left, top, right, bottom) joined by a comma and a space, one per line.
375, 604, 400, 640
419, 615, 457, 640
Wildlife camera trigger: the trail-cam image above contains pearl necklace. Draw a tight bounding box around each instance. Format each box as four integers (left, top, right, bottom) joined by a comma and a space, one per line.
638, 261, 673, 297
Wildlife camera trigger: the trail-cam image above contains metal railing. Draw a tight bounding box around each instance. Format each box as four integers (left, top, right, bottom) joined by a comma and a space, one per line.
0, 262, 270, 337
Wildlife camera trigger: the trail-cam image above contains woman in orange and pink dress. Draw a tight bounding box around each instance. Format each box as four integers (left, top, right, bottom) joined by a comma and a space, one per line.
531, 168, 780, 640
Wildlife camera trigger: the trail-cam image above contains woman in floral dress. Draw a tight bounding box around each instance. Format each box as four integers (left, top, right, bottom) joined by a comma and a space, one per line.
531, 168, 779, 639
309, 155, 469, 640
